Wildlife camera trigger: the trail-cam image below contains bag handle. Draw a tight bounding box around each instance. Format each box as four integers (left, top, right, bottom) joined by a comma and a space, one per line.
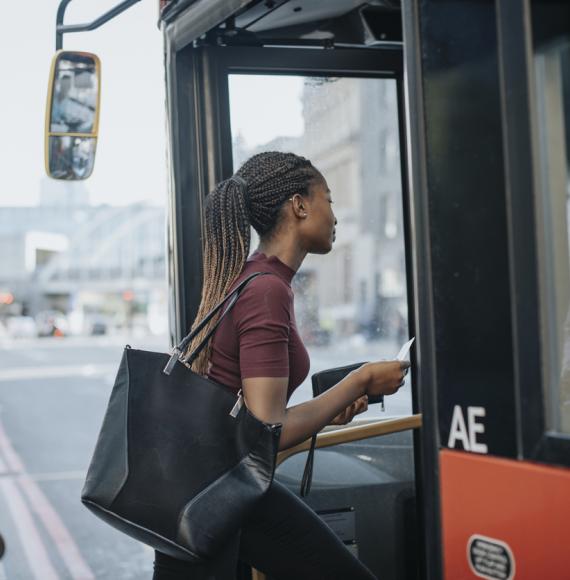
300, 434, 317, 497
163, 271, 268, 375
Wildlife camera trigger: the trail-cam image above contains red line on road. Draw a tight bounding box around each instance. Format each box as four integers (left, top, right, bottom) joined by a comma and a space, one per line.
18, 477, 95, 580
0, 456, 60, 580
0, 420, 95, 580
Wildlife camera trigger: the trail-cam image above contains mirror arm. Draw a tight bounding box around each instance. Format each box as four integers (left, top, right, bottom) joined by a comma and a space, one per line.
56, 0, 142, 50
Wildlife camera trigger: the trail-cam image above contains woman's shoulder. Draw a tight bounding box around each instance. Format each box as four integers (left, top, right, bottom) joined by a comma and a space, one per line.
230, 269, 293, 323
236, 270, 292, 300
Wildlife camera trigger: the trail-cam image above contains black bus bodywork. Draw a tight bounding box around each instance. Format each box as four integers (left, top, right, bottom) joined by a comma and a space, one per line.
156, 1, 570, 578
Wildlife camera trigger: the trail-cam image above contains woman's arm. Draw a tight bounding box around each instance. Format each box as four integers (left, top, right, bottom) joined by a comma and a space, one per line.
233, 275, 408, 449
243, 370, 363, 450
242, 360, 407, 450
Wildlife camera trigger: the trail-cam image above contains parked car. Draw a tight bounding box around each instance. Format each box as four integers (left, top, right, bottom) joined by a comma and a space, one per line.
90, 319, 107, 335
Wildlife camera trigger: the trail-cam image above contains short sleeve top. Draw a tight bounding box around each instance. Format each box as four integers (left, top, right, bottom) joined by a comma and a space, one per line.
206, 250, 310, 400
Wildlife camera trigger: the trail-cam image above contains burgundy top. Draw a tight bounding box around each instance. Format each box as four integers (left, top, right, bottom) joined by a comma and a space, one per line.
206, 250, 310, 400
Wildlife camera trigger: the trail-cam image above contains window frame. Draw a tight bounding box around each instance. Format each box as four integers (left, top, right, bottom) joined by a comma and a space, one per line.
497, 0, 570, 467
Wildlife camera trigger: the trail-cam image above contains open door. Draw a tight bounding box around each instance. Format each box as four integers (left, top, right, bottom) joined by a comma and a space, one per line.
164, 34, 424, 579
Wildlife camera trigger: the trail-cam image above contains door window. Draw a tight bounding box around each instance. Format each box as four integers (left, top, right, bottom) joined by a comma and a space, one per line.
228, 74, 411, 417
532, 21, 570, 434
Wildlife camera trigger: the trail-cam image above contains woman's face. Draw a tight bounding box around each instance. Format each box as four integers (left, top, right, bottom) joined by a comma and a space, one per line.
301, 177, 337, 254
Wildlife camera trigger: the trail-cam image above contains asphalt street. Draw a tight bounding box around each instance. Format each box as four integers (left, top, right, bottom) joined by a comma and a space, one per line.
0, 333, 412, 579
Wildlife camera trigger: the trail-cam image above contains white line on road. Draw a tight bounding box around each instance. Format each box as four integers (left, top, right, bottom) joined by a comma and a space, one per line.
0, 457, 60, 580
0, 335, 166, 351
0, 421, 95, 580
0, 470, 86, 482
29, 470, 87, 482
0, 364, 117, 382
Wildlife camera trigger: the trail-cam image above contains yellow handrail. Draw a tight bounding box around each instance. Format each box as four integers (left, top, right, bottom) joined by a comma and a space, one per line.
277, 413, 422, 465
251, 414, 422, 580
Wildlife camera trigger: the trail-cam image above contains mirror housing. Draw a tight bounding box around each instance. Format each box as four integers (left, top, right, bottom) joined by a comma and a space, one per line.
45, 51, 101, 180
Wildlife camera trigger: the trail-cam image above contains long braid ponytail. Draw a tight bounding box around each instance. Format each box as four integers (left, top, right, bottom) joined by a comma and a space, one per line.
184, 151, 322, 375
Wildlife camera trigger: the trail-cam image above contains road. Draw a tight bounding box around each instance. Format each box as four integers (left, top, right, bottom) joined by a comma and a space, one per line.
0, 333, 412, 579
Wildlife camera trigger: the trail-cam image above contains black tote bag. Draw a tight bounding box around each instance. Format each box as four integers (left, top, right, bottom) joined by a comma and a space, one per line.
81, 271, 282, 562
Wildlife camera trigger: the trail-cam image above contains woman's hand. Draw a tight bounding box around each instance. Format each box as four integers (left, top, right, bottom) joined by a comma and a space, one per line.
329, 394, 368, 425
242, 361, 410, 450
356, 360, 411, 398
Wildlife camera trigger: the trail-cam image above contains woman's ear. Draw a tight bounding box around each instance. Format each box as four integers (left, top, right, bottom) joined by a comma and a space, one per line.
289, 194, 308, 218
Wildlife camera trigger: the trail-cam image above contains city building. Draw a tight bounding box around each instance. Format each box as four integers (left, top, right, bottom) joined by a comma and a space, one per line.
0, 179, 167, 335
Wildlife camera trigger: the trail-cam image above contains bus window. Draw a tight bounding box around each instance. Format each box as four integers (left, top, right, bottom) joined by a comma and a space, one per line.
532, 26, 570, 434
228, 74, 411, 418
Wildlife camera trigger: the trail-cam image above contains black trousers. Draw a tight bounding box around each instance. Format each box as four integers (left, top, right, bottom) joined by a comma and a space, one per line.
152, 480, 377, 580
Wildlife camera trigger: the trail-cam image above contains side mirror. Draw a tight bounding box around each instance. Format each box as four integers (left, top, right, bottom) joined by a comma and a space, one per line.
45, 51, 101, 180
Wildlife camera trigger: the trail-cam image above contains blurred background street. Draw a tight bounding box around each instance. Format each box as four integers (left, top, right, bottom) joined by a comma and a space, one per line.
0, 1, 413, 577
0, 333, 410, 579
0, 334, 163, 579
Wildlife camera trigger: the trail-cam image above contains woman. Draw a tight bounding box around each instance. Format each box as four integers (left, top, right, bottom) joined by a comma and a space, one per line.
153, 152, 409, 580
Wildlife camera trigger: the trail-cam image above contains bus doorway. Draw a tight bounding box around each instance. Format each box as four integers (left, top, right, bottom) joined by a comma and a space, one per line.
30, 0, 570, 577
164, 35, 423, 580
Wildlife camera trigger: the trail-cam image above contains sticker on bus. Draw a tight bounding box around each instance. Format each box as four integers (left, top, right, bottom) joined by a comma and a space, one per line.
467, 534, 515, 580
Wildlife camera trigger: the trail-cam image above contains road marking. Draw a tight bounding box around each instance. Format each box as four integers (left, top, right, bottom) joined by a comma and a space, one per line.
0, 560, 8, 580
0, 335, 165, 351
1, 471, 87, 482
1, 470, 86, 482
0, 425, 21, 474
0, 364, 117, 382
19, 477, 95, 580
0, 421, 95, 580
30, 470, 87, 482
0, 457, 59, 580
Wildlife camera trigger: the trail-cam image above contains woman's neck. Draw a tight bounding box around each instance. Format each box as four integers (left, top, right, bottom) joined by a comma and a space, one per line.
256, 240, 306, 273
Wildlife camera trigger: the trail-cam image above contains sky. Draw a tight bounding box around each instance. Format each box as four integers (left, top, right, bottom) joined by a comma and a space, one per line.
1, 0, 165, 206
229, 74, 304, 149
0, 0, 304, 208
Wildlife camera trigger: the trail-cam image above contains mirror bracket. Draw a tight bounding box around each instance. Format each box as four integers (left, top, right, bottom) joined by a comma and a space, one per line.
56, 0, 142, 50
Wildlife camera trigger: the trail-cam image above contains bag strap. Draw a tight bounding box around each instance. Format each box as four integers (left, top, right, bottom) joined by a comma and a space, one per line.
300, 434, 317, 497
163, 271, 268, 375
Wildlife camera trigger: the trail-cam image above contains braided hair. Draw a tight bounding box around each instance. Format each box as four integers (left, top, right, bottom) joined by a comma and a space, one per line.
184, 151, 322, 375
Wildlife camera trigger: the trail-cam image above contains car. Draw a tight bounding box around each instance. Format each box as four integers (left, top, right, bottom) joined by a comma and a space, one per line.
90, 320, 107, 335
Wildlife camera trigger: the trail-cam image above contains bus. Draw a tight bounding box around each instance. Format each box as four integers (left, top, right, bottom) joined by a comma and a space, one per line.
44, 1, 570, 578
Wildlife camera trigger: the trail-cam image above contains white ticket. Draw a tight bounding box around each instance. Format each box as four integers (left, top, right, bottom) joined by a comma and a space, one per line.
396, 337, 415, 361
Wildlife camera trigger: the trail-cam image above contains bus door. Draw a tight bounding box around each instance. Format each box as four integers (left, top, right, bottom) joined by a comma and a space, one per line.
402, 2, 570, 578
163, 26, 424, 580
